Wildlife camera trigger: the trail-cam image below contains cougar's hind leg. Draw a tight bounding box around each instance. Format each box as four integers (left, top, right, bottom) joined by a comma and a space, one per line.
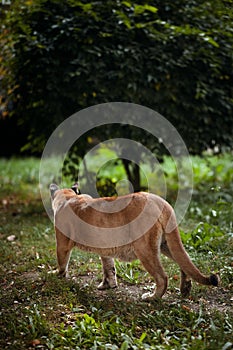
160, 241, 173, 260
134, 239, 168, 299
98, 257, 117, 290
161, 241, 192, 297
180, 269, 192, 297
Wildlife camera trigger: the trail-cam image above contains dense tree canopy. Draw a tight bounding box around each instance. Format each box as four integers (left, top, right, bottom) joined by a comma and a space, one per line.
0, 0, 232, 159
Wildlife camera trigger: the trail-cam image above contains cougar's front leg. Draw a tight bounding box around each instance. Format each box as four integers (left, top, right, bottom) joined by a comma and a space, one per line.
56, 230, 74, 278
98, 257, 118, 290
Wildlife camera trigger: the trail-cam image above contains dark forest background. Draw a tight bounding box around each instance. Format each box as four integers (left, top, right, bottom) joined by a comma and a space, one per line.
0, 0, 232, 158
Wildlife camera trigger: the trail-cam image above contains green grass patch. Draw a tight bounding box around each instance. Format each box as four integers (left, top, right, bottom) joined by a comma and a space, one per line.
0, 156, 232, 349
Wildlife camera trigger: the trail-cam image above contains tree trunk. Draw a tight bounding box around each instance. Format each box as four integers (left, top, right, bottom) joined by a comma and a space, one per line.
122, 159, 141, 192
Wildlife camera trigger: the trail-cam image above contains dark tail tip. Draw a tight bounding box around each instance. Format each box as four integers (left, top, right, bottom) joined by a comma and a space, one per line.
210, 274, 219, 286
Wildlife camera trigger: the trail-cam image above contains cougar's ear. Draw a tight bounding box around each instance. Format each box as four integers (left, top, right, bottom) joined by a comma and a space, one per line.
50, 184, 59, 199
71, 182, 79, 194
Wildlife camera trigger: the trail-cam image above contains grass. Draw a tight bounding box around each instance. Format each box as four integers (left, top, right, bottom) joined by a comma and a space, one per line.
0, 155, 232, 349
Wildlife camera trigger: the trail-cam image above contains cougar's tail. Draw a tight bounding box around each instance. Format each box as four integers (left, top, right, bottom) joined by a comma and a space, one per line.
164, 211, 219, 287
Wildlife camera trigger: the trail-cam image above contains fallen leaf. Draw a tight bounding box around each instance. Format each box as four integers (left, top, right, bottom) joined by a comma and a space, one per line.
7, 235, 16, 242
2, 199, 8, 206
182, 305, 191, 312
30, 339, 41, 346
173, 274, 179, 281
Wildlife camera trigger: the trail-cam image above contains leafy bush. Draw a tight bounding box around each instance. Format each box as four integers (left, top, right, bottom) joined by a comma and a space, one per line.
0, 0, 232, 156
181, 222, 225, 252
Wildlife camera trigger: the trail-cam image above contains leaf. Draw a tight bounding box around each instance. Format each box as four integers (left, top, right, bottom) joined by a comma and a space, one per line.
173, 274, 179, 281
139, 332, 147, 342
222, 342, 233, 350
134, 4, 158, 15
120, 340, 129, 350
29, 339, 41, 346
182, 305, 191, 312
7, 235, 16, 242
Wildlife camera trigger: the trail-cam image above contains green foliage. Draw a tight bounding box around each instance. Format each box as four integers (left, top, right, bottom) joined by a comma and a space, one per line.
0, 157, 39, 186
181, 222, 225, 252
115, 260, 144, 284
1, 0, 233, 156
24, 304, 49, 339
47, 312, 149, 349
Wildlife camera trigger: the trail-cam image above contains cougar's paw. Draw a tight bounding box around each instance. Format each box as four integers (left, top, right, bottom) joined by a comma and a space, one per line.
180, 280, 192, 298
58, 270, 69, 278
98, 278, 117, 290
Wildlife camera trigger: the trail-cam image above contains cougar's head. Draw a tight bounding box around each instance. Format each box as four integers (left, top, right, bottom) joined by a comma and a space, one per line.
50, 183, 79, 201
